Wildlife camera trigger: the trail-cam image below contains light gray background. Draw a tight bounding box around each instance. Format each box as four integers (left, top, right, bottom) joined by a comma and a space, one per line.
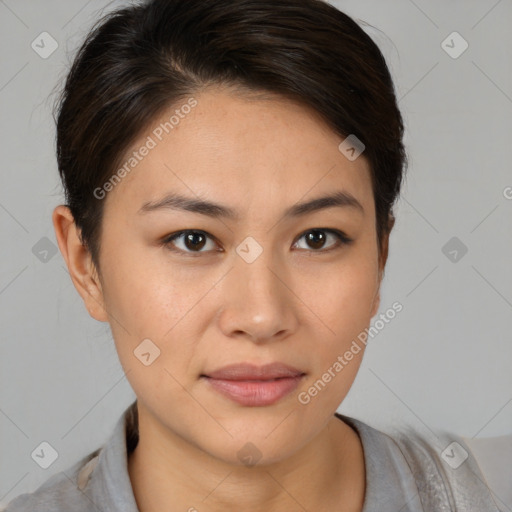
1, 0, 511, 506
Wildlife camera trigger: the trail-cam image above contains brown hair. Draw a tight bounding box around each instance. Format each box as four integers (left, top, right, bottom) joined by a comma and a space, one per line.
54, 0, 407, 271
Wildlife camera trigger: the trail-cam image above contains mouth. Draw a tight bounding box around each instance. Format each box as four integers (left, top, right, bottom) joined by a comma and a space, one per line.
200, 362, 306, 407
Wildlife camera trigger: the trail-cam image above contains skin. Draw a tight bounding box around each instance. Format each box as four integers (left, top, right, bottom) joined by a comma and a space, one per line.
53, 85, 392, 512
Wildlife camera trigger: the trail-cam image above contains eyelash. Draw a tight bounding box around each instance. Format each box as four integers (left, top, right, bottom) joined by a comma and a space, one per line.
161, 228, 353, 257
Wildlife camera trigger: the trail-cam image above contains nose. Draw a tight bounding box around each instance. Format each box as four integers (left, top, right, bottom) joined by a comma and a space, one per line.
216, 250, 298, 344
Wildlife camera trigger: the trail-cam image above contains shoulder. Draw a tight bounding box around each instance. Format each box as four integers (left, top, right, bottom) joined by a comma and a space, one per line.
463, 434, 512, 512
382, 423, 509, 511
2, 449, 101, 512
339, 414, 507, 512
3, 401, 139, 512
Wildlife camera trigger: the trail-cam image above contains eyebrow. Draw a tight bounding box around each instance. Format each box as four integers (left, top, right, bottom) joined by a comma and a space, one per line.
138, 190, 364, 220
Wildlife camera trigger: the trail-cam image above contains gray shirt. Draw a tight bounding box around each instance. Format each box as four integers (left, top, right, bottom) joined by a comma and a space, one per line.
4, 401, 505, 511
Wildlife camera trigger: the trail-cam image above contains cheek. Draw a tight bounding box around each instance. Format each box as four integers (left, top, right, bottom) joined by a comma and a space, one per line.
310, 268, 375, 366
298, 251, 379, 338
295, 265, 376, 415
296, 242, 379, 394
100, 242, 190, 335
103, 265, 201, 409
333, 265, 378, 334
100, 249, 220, 394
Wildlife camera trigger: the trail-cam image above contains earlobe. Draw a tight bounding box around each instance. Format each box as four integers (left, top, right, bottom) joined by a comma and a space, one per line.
52, 205, 109, 322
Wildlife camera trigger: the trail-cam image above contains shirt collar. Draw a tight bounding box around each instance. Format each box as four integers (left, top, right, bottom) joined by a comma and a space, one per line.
86, 400, 139, 512
337, 413, 421, 512
82, 402, 419, 512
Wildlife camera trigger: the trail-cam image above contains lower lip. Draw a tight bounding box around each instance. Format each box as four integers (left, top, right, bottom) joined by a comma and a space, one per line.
203, 375, 304, 406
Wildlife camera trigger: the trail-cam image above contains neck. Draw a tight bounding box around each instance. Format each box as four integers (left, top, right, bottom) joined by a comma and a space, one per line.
127, 404, 365, 512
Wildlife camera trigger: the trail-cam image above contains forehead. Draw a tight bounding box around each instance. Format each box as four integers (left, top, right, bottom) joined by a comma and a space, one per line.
103, 87, 374, 219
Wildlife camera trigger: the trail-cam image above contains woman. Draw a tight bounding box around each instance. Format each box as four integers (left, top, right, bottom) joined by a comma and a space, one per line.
4, 0, 508, 510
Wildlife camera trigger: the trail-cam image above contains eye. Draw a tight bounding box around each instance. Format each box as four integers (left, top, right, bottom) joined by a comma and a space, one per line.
293, 228, 353, 252
162, 230, 219, 256
162, 228, 352, 256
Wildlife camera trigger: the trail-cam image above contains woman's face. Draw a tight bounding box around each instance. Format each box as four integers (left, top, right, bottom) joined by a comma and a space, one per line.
77, 87, 386, 464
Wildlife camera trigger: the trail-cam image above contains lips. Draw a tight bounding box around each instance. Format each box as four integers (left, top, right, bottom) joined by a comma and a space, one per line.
201, 363, 306, 406
204, 362, 304, 380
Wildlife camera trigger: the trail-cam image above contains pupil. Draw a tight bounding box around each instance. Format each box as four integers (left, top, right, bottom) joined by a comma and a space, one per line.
186, 232, 205, 251
307, 230, 325, 249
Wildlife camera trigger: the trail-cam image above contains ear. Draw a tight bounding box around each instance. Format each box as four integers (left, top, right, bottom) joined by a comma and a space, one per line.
370, 214, 395, 318
52, 205, 108, 322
